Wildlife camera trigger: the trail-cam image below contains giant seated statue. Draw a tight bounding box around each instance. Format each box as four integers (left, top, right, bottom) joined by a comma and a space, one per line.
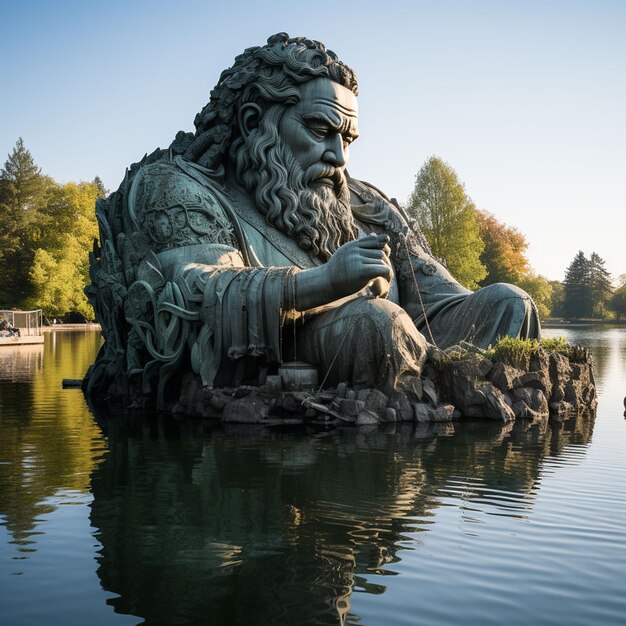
85, 33, 540, 409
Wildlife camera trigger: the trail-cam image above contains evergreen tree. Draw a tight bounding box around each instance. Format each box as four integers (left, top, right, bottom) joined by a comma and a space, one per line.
93, 175, 108, 198
407, 156, 486, 289
0, 138, 46, 209
0, 139, 52, 306
587, 252, 613, 317
562, 251, 591, 318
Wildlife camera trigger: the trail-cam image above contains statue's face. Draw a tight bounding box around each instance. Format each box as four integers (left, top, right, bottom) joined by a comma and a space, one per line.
278, 77, 359, 189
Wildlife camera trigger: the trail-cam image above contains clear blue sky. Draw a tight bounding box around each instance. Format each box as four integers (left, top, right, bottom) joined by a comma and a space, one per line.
1, 0, 624, 281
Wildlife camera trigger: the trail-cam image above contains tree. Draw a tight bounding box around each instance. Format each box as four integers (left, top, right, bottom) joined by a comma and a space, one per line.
562, 251, 591, 318
28, 182, 100, 320
587, 252, 613, 317
93, 176, 108, 198
475, 210, 529, 285
608, 284, 626, 320
0, 139, 53, 306
549, 280, 565, 318
516, 272, 553, 319
407, 156, 486, 289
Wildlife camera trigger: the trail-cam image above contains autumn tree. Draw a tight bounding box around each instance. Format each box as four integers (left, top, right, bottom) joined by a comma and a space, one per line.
475, 210, 529, 285
407, 156, 486, 289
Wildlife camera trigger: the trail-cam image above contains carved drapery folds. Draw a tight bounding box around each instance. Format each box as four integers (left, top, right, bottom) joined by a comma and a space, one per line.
85, 155, 302, 408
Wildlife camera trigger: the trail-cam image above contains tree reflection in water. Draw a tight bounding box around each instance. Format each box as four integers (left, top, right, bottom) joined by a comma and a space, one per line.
89, 411, 594, 626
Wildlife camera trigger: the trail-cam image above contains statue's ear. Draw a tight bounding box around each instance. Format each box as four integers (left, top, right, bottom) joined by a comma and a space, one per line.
238, 103, 262, 141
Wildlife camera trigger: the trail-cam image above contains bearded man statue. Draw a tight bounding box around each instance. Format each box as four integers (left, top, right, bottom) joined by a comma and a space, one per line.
85, 33, 540, 408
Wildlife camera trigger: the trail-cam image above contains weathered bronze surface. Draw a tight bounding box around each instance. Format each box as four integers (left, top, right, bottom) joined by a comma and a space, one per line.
85, 33, 542, 415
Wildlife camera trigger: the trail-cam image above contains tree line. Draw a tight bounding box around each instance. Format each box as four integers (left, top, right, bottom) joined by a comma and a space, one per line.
0, 139, 103, 321
407, 156, 625, 320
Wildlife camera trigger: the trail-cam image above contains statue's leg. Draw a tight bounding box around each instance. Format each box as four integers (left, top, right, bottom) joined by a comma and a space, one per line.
418, 283, 541, 350
294, 296, 428, 395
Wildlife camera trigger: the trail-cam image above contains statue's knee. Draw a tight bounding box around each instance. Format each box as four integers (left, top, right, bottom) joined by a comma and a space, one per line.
352, 297, 409, 333
352, 297, 427, 350
481, 282, 532, 307
479, 282, 539, 336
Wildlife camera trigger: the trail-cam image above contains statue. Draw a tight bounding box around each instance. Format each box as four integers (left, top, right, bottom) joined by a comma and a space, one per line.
85, 33, 540, 411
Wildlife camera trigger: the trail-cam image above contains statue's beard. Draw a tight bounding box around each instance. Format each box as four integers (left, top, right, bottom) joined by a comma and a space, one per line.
232, 111, 357, 261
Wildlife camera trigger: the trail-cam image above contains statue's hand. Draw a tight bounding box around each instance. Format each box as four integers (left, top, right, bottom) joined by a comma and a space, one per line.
327, 234, 393, 299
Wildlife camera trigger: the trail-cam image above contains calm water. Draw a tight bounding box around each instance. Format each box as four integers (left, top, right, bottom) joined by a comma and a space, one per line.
1, 327, 625, 625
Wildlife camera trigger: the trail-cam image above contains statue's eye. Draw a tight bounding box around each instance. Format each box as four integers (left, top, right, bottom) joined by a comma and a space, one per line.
309, 126, 328, 140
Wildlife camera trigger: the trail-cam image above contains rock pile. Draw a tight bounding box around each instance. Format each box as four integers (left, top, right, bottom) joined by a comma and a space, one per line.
171, 343, 596, 425
433, 345, 596, 422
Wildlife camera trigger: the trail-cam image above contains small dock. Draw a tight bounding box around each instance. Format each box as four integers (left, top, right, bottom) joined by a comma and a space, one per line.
0, 309, 45, 347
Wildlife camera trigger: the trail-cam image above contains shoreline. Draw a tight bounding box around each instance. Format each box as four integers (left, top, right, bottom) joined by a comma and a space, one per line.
41, 323, 101, 332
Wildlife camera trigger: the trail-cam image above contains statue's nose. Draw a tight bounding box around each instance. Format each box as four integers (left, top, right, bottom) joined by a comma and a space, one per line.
323, 134, 347, 167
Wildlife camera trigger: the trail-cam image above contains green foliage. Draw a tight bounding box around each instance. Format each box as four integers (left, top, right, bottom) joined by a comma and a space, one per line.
0, 138, 55, 306
407, 156, 486, 289
476, 210, 529, 285
548, 280, 565, 318
516, 272, 553, 319
0, 138, 99, 319
562, 251, 613, 319
484, 335, 570, 367
28, 182, 100, 320
540, 336, 569, 353
563, 251, 591, 318
607, 284, 626, 320
484, 336, 540, 368
587, 252, 613, 317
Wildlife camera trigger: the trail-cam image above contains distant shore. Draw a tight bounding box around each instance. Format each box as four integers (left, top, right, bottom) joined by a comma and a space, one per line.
42, 323, 101, 332
542, 319, 626, 327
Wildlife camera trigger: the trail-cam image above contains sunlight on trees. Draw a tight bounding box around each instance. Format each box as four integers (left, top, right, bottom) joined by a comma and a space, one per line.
476, 210, 529, 285
0, 139, 101, 319
407, 156, 486, 289
562, 251, 613, 319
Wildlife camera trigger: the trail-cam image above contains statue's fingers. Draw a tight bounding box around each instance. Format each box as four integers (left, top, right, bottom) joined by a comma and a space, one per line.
358, 236, 388, 250
363, 260, 392, 281
360, 249, 385, 259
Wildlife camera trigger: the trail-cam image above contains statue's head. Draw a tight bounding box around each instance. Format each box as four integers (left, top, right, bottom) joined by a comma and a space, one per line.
178, 33, 360, 260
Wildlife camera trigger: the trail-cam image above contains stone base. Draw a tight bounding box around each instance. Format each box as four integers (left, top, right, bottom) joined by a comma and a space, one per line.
166, 345, 596, 425
432, 345, 597, 423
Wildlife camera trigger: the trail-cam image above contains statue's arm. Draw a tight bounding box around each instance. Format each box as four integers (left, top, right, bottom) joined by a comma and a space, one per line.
293, 234, 393, 311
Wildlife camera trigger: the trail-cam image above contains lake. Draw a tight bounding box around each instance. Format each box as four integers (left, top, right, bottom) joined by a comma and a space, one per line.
1, 326, 625, 625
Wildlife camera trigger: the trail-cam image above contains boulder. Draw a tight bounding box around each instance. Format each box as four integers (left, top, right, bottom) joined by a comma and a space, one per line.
511, 386, 549, 419
222, 392, 270, 423
356, 410, 381, 425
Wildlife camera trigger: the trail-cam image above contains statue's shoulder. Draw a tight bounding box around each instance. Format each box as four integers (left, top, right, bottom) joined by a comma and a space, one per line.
128, 155, 237, 253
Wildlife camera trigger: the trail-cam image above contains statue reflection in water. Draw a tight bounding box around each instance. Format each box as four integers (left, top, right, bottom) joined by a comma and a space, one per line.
89, 412, 594, 626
